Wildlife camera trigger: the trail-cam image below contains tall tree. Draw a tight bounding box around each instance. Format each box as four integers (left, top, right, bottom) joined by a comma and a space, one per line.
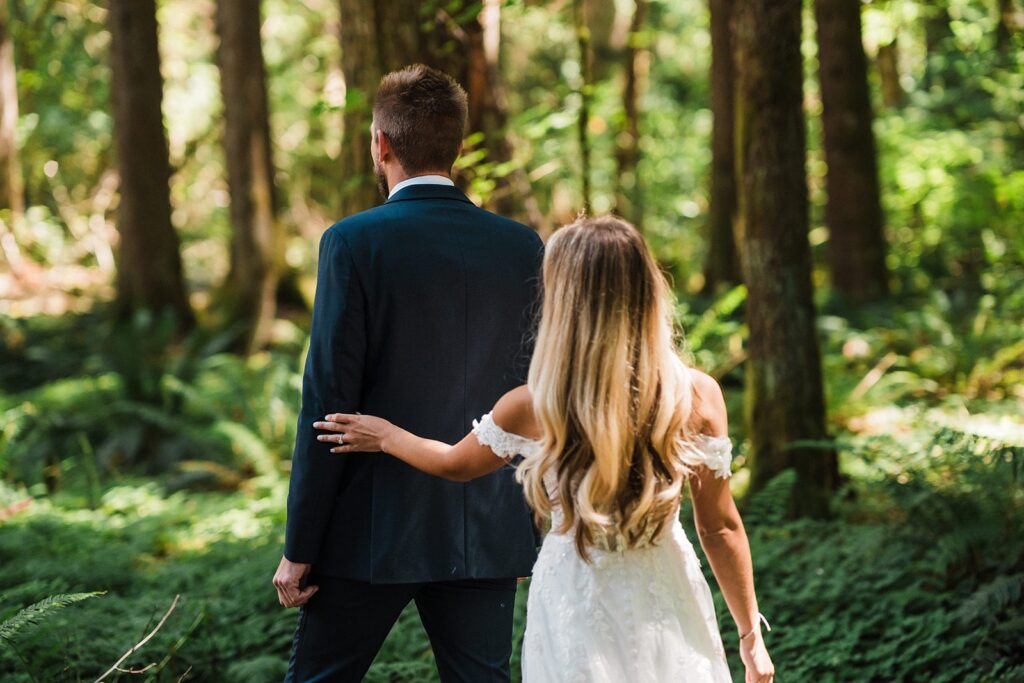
574, 0, 593, 212
0, 0, 23, 272
702, 0, 739, 293
441, 0, 544, 226
108, 0, 192, 326
584, 0, 627, 81
815, 0, 889, 302
923, 1, 955, 90
0, 0, 22, 217
876, 39, 904, 108
996, 0, 1020, 50
613, 0, 648, 230
337, 0, 385, 216
733, 0, 837, 516
215, 0, 281, 352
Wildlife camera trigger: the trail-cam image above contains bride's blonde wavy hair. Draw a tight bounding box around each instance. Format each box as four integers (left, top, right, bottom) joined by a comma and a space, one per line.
519, 216, 697, 559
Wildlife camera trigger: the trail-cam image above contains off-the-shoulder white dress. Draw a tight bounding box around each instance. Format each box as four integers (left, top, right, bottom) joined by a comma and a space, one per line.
473, 412, 734, 683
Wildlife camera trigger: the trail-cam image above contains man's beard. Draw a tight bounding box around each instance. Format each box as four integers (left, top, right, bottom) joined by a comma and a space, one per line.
374, 162, 389, 199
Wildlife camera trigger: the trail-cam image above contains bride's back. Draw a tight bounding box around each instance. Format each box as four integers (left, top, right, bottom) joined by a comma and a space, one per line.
516, 216, 708, 559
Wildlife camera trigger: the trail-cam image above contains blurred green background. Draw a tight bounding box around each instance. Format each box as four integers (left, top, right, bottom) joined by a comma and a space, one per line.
1, 0, 1022, 681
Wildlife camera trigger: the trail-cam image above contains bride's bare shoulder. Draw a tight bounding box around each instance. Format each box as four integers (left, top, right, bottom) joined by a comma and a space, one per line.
492, 385, 541, 440
687, 368, 728, 438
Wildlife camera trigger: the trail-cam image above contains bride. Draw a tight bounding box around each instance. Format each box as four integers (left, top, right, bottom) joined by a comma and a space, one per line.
315, 216, 775, 682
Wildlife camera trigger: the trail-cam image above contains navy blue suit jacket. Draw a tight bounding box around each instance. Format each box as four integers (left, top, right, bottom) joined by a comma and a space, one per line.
284, 184, 543, 583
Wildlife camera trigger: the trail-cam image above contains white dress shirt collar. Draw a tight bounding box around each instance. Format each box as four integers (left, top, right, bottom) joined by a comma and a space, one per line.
388, 174, 456, 198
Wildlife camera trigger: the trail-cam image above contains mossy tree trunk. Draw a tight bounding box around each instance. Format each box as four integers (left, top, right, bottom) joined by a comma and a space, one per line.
0, 0, 25, 272
613, 0, 648, 230
108, 0, 192, 328
215, 0, 282, 353
733, 0, 837, 517
815, 0, 889, 302
703, 0, 739, 293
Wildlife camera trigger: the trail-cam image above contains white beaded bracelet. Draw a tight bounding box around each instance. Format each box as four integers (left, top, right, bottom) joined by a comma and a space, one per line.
739, 613, 772, 641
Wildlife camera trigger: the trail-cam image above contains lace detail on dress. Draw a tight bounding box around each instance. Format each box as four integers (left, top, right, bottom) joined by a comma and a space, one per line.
472, 411, 542, 463
681, 435, 733, 479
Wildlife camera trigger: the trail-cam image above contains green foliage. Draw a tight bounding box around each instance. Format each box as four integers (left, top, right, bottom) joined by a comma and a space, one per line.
3, 0, 1023, 680
0, 592, 103, 643
0, 311, 301, 497
678, 412, 1024, 682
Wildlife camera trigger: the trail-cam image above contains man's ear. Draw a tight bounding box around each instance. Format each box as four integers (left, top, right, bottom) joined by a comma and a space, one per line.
376, 130, 391, 162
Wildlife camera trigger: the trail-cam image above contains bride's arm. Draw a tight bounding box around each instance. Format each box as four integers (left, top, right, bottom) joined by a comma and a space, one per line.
314, 386, 534, 482
687, 371, 774, 681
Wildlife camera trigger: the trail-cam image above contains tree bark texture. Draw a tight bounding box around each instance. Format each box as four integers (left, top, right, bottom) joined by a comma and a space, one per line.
0, 0, 23, 217
815, 0, 889, 302
574, 0, 593, 212
108, 0, 192, 326
702, 0, 739, 292
733, 0, 837, 516
216, 0, 281, 352
613, 0, 647, 230
876, 39, 904, 108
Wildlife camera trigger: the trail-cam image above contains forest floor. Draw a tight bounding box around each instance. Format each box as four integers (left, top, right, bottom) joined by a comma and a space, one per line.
0, 308, 1022, 681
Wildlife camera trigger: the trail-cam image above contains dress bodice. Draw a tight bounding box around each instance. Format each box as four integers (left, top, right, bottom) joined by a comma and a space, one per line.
471, 411, 734, 478
471, 412, 734, 549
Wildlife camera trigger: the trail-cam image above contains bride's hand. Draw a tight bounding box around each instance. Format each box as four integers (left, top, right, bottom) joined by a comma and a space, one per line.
314, 413, 396, 453
740, 633, 774, 683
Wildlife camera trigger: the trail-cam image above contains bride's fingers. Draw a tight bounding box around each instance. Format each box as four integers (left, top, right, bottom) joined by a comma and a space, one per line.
325, 413, 355, 423
313, 420, 346, 432
317, 433, 346, 443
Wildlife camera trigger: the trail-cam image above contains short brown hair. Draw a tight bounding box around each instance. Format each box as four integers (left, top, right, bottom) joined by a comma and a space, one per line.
373, 64, 468, 175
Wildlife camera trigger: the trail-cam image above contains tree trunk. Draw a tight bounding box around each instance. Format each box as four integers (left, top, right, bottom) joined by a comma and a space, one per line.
815, 0, 888, 302
337, 0, 383, 216
702, 0, 739, 293
215, 0, 281, 353
108, 0, 192, 327
733, 0, 837, 517
584, 0, 625, 81
445, 0, 544, 227
613, 0, 647, 230
876, 39, 904, 108
923, 2, 955, 90
0, 0, 21, 216
0, 0, 24, 272
574, 0, 593, 212
996, 0, 1019, 50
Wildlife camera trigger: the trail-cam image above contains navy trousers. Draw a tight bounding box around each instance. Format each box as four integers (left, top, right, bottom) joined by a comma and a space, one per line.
284, 576, 518, 683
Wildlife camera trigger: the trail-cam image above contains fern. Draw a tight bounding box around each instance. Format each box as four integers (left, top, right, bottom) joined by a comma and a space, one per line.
0, 592, 104, 643
957, 574, 1024, 625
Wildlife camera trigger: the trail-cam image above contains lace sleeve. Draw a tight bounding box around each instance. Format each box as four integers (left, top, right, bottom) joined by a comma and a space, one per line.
681, 435, 733, 479
472, 412, 541, 464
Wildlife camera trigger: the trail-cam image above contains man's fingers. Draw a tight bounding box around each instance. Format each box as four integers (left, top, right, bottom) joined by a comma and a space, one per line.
280, 579, 305, 607
295, 584, 319, 606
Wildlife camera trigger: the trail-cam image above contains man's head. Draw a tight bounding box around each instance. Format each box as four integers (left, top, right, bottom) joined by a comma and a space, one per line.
370, 64, 469, 197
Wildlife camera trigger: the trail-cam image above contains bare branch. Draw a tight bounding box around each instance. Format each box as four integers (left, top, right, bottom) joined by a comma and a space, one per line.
93, 595, 180, 683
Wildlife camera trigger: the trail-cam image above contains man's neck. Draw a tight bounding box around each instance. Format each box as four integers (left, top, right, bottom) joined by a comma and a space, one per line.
388, 172, 455, 198
387, 169, 452, 188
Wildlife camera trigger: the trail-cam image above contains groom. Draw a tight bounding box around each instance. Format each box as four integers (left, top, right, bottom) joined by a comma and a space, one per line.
273, 64, 543, 682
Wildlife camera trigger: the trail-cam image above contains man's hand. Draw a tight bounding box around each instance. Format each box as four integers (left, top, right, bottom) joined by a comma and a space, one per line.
273, 556, 318, 608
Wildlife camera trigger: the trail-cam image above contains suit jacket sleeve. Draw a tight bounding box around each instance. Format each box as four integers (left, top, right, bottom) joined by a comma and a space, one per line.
284, 228, 366, 564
